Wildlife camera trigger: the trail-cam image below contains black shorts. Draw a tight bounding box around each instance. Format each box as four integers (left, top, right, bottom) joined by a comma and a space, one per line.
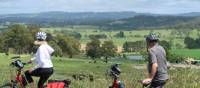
150, 80, 166, 88
24, 68, 53, 88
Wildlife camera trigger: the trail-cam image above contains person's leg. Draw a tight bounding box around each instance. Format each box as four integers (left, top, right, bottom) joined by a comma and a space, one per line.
24, 68, 42, 88
24, 71, 34, 83
37, 68, 53, 88
37, 75, 51, 88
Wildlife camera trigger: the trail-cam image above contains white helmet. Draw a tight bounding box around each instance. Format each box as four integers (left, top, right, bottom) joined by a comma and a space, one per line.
35, 32, 47, 41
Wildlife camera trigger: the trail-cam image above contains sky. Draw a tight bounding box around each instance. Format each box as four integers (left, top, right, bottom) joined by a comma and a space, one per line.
0, 0, 200, 14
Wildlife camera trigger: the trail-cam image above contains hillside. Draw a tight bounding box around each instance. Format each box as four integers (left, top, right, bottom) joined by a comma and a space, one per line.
173, 17, 200, 29
102, 15, 196, 30
0, 11, 200, 30
0, 11, 140, 26
177, 12, 200, 17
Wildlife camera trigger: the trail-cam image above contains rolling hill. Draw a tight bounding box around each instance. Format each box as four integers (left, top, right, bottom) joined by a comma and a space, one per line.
102, 15, 196, 30
0, 11, 200, 30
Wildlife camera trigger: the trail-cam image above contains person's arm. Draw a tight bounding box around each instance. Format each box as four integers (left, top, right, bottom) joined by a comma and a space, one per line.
149, 63, 158, 79
142, 49, 158, 85
148, 49, 158, 79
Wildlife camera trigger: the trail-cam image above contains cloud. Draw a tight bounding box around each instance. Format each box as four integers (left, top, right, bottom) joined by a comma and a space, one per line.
0, 0, 200, 14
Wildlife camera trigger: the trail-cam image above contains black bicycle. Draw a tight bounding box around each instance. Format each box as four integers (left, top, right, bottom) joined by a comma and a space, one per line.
108, 64, 125, 88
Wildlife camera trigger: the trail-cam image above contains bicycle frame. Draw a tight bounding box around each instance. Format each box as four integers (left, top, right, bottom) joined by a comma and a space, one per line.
110, 78, 119, 88
15, 69, 26, 88
1, 57, 28, 88
8, 63, 27, 88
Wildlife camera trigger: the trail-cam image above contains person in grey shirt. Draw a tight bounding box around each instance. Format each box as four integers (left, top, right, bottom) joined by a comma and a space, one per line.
141, 33, 168, 88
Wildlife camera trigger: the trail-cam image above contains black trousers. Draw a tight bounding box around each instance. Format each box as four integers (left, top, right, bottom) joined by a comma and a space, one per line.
24, 68, 53, 88
149, 80, 166, 88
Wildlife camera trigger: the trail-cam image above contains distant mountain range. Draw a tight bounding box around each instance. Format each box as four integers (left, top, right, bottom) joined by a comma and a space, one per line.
104, 15, 196, 30
0, 11, 200, 30
176, 12, 200, 17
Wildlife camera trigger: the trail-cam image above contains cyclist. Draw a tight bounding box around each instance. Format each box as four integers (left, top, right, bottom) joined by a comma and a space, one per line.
141, 33, 168, 88
25, 32, 54, 88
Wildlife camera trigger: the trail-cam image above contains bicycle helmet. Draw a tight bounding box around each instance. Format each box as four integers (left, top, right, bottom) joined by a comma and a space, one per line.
146, 33, 159, 42
35, 32, 47, 41
110, 64, 121, 78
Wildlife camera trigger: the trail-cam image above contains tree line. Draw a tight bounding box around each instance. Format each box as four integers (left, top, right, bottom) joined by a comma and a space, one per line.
184, 36, 200, 49
0, 24, 80, 58
86, 38, 117, 63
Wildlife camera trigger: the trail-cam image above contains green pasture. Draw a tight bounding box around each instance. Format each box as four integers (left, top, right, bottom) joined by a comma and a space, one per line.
171, 49, 200, 59
0, 54, 200, 88
41, 27, 199, 47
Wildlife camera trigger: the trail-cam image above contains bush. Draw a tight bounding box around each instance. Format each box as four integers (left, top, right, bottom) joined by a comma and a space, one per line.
49, 41, 63, 57
114, 31, 125, 38
134, 34, 142, 37
89, 34, 107, 39
165, 47, 185, 63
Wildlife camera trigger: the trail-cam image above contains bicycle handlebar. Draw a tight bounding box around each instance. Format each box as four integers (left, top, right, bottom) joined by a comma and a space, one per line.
10, 57, 31, 69
11, 56, 20, 59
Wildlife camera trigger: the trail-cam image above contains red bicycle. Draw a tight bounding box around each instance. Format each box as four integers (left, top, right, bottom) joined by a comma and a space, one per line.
0, 56, 30, 88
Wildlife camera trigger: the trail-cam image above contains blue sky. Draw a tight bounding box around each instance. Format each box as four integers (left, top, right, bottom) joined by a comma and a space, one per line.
0, 0, 200, 14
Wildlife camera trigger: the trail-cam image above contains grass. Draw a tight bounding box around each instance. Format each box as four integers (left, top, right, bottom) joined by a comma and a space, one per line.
14, 27, 200, 87
0, 54, 200, 88
171, 49, 200, 59
41, 27, 199, 47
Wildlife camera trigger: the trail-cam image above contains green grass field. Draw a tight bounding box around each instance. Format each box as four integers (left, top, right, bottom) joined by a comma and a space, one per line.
0, 54, 200, 88
171, 49, 200, 59
41, 26, 199, 47
27, 27, 200, 87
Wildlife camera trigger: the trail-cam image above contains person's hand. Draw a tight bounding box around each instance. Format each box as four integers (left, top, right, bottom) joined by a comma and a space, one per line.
142, 78, 152, 86
27, 60, 32, 64
29, 68, 33, 73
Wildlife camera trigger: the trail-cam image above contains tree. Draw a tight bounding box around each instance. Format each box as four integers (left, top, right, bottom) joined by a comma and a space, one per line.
3, 24, 33, 54
0, 33, 5, 53
0, 24, 82, 57
60, 30, 82, 39
123, 41, 145, 52
27, 25, 40, 36
56, 35, 80, 58
49, 41, 63, 57
114, 31, 125, 38
27, 25, 40, 53
65, 37, 80, 58
184, 37, 197, 49
159, 40, 172, 49
86, 38, 101, 60
89, 34, 107, 39
101, 41, 117, 63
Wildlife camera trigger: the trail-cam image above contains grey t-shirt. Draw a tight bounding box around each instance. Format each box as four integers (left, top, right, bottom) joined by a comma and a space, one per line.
148, 44, 168, 81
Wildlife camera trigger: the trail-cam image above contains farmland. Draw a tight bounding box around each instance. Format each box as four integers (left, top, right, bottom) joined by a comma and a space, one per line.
0, 54, 200, 88
0, 1, 200, 88
171, 49, 200, 59
0, 26, 199, 88
41, 26, 200, 47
